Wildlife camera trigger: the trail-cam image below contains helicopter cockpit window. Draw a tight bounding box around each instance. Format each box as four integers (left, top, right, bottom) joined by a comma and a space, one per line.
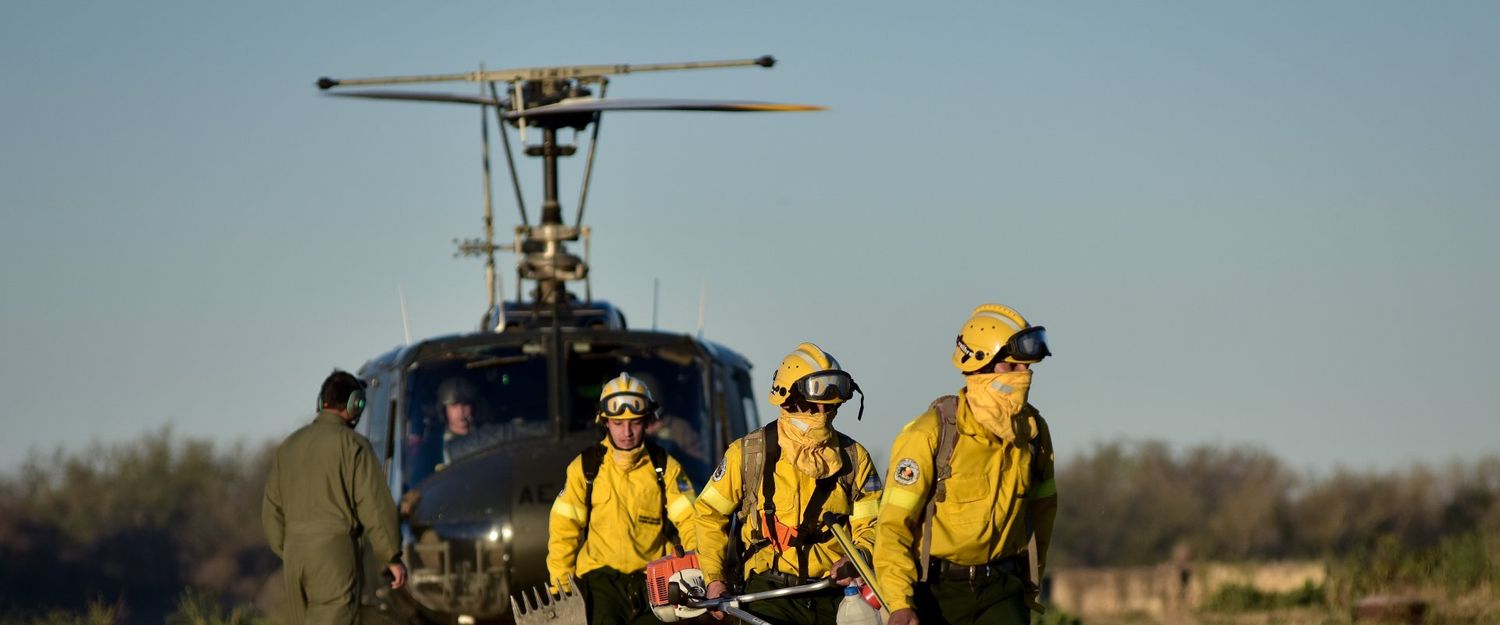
403, 347, 549, 486
568, 342, 712, 484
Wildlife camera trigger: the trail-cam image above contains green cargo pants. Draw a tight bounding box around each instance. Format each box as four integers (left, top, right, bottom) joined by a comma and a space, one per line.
912, 571, 1030, 625
738, 572, 844, 625
283, 533, 361, 625
578, 568, 658, 625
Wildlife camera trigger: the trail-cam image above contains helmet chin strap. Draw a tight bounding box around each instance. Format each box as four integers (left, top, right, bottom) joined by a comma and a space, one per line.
853, 383, 864, 421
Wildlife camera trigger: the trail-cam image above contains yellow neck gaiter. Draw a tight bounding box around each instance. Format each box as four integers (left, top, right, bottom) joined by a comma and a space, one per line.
776, 410, 842, 479
963, 370, 1034, 444
603, 435, 647, 471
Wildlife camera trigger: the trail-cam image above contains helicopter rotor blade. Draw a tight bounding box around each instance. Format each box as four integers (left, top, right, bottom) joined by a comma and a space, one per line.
326, 90, 508, 107
326, 92, 823, 116
316, 55, 776, 90
505, 98, 825, 118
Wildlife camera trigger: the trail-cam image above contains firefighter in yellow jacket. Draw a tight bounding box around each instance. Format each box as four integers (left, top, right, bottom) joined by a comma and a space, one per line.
696, 343, 883, 625
547, 372, 699, 625
875, 304, 1059, 625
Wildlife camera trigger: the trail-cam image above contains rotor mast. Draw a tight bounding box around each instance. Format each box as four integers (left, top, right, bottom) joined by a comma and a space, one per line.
321, 55, 780, 311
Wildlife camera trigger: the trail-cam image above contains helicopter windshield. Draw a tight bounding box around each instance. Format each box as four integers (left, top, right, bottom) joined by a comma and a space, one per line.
402, 341, 711, 486
566, 340, 712, 481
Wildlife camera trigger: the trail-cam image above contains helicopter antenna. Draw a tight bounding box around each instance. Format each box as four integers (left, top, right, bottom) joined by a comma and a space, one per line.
399, 284, 413, 344
697, 280, 706, 339
574, 78, 608, 228
652, 278, 660, 331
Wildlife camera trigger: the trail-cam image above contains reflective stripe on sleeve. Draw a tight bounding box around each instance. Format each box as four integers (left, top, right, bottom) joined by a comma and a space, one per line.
883, 488, 923, 512
552, 499, 583, 523
1030, 478, 1057, 499
698, 484, 737, 515
853, 498, 880, 520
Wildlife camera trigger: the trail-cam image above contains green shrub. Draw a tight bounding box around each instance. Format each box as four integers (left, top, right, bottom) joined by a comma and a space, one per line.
1333, 530, 1496, 597
1201, 581, 1326, 613
1035, 605, 1084, 625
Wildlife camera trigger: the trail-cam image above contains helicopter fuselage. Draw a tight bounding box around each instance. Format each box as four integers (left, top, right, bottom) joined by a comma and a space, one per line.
354, 314, 758, 623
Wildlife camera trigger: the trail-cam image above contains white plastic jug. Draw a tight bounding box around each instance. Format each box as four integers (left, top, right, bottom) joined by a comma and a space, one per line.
837, 585, 881, 625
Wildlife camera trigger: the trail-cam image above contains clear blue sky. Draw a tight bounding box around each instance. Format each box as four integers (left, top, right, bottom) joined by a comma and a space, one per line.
2, 1, 1497, 473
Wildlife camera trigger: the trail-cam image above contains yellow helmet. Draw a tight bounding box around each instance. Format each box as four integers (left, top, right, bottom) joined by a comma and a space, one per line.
596, 372, 658, 422
768, 342, 858, 407
952, 303, 1052, 372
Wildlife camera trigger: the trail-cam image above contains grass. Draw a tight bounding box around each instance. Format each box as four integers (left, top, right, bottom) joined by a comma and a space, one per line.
165, 591, 270, 625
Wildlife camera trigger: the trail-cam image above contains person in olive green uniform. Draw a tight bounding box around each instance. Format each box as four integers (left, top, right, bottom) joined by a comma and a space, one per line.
875, 304, 1058, 625
548, 372, 698, 625
264, 370, 408, 625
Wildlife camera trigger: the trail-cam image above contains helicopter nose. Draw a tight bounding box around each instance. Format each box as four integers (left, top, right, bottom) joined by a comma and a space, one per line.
402, 440, 582, 619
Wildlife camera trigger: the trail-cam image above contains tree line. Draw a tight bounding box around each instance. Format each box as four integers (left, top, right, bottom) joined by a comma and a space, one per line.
1, 430, 1495, 619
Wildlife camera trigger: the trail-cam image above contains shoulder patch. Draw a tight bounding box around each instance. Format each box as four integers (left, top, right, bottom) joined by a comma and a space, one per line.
711, 457, 727, 482
862, 469, 882, 493
894, 458, 920, 486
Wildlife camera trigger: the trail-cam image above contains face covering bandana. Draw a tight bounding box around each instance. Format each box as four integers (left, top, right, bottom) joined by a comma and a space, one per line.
604, 435, 647, 470
776, 409, 842, 479
964, 370, 1034, 443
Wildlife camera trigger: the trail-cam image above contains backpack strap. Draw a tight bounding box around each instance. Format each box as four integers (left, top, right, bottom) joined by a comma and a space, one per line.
579, 443, 607, 544
834, 436, 859, 500
739, 426, 770, 538
644, 440, 682, 551
761, 424, 784, 575
920, 395, 959, 582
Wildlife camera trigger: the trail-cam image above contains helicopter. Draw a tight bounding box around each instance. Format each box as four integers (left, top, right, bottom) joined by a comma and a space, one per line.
314, 56, 821, 624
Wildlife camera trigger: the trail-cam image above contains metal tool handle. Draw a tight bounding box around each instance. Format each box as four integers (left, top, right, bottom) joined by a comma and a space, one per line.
684, 579, 834, 610
722, 605, 774, 625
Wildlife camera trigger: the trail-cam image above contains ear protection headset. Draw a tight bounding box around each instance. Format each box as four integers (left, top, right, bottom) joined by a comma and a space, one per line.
318, 372, 367, 421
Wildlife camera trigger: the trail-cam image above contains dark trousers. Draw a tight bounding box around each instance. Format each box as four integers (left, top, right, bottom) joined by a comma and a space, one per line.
739, 571, 844, 625
912, 571, 1030, 625
578, 567, 657, 625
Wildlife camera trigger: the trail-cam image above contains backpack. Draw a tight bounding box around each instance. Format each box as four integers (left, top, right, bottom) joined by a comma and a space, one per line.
735, 423, 859, 582
919, 395, 1045, 585
578, 440, 681, 550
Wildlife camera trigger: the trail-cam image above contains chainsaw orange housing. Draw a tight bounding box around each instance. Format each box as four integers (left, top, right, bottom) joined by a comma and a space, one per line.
645, 551, 701, 608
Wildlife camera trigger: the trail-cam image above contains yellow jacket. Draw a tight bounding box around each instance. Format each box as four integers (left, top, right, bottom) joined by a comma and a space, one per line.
693, 430, 882, 585
547, 439, 698, 584
874, 389, 1057, 612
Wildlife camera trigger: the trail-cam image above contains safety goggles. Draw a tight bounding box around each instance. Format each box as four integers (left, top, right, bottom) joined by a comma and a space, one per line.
792, 370, 857, 403
997, 326, 1050, 363
598, 392, 657, 417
